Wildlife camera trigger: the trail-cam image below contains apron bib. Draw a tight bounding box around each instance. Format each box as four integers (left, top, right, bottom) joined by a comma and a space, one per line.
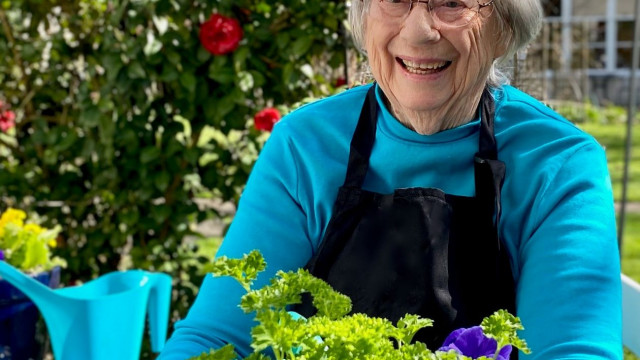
295, 85, 516, 355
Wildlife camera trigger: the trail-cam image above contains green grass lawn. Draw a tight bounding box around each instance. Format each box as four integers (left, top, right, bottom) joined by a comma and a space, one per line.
622, 212, 640, 282
579, 121, 639, 360
581, 121, 640, 275
579, 122, 640, 203
621, 213, 640, 360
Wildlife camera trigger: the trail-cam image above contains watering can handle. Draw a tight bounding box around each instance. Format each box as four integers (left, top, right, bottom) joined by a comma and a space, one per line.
147, 272, 172, 353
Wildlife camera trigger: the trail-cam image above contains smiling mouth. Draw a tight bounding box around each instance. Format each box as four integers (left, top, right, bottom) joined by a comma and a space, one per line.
398, 58, 451, 75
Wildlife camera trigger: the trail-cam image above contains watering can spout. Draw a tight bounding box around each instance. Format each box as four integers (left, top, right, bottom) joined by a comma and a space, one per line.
147, 273, 172, 352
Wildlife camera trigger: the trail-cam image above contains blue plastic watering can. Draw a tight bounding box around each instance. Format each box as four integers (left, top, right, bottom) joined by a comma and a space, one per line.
0, 261, 172, 360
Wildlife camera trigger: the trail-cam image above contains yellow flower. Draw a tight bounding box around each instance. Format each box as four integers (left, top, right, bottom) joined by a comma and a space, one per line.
0, 208, 65, 272
0, 208, 27, 238
0, 208, 26, 226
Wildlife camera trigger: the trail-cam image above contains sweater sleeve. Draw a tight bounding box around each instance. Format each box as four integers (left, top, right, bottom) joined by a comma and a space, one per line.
516, 141, 622, 359
157, 121, 315, 360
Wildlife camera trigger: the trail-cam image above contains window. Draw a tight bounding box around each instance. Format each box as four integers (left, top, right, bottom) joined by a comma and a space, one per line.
542, 0, 562, 17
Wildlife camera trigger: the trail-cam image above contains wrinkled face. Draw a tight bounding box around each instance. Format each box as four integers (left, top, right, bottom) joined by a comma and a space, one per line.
364, 0, 506, 133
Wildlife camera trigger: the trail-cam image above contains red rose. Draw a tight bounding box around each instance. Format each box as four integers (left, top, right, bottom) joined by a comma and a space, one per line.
0, 110, 15, 132
199, 14, 243, 56
254, 108, 281, 132
335, 77, 347, 87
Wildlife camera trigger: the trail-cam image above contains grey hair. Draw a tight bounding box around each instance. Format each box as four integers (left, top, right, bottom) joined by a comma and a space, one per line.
348, 0, 543, 87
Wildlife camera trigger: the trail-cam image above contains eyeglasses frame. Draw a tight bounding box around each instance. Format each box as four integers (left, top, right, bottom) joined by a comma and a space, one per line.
374, 0, 496, 28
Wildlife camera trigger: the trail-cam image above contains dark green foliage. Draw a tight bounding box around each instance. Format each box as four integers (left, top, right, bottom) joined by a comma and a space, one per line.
0, 0, 348, 335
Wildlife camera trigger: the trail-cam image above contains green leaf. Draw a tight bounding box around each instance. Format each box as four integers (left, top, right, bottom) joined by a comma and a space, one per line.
255, 2, 272, 14
140, 147, 161, 164
43, 149, 58, 165
209, 66, 235, 85
81, 107, 101, 128
282, 62, 294, 86
204, 95, 236, 123
275, 32, 290, 50
189, 344, 238, 360
239, 268, 352, 320
197, 46, 212, 63
243, 352, 270, 360
160, 64, 179, 82
21, 235, 49, 271
101, 53, 124, 82
166, 50, 182, 65
481, 309, 531, 355
127, 61, 147, 79
394, 314, 434, 346
290, 36, 313, 59
150, 204, 171, 223
118, 207, 140, 226
54, 131, 78, 152
249, 71, 266, 88
203, 250, 266, 292
154, 171, 171, 192
173, 115, 192, 145
208, 55, 235, 84
233, 47, 250, 71
180, 72, 197, 93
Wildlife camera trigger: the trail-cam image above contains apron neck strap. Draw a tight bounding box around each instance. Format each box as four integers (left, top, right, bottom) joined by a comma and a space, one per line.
344, 84, 501, 189
473, 88, 506, 247
343, 85, 379, 188
476, 87, 498, 160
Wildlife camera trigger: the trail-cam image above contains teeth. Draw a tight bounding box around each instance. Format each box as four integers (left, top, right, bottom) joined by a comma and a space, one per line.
402, 59, 448, 72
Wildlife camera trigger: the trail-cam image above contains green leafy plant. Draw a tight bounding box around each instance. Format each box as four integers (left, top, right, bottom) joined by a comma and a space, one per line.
0, 207, 66, 273
0, 1, 350, 338
193, 250, 531, 360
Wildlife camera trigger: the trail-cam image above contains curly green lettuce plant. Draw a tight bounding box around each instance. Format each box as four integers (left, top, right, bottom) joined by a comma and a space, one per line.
191, 250, 531, 360
0, 207, 66, 273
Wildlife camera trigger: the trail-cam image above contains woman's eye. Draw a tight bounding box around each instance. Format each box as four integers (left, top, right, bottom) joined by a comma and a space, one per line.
440, 1, 465, 8
384, 0, 405, 3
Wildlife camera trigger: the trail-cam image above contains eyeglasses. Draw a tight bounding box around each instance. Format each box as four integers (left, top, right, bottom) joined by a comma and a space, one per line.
377, 0, 495, 28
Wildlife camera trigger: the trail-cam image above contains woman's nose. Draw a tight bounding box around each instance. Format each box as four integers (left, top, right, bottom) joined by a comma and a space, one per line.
401, 1, 441, 42
409, 0, 429, 12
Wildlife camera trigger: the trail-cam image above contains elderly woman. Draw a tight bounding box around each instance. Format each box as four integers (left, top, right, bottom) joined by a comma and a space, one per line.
160, 1, 621, 359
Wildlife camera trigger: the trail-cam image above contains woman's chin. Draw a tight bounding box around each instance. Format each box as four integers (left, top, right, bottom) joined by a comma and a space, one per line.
394, 93, 450, 115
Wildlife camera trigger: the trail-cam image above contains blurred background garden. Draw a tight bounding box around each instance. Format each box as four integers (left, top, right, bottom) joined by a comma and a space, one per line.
1, 0, 640, 359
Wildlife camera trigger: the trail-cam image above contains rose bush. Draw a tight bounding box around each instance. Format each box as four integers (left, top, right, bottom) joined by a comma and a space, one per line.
0, 1, 352, 354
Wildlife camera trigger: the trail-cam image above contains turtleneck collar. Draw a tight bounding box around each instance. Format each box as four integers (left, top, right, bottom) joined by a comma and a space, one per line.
374, 83, 482, 145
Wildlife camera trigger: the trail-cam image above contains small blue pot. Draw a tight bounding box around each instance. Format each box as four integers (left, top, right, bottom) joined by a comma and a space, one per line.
0, 267, 60, 360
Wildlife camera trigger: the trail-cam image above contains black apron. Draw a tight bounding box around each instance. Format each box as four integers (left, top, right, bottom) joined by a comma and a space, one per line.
295, 85, 517, 356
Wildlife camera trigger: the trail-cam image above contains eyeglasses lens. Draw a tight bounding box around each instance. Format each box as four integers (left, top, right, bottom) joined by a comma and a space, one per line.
378, 0, 489, 28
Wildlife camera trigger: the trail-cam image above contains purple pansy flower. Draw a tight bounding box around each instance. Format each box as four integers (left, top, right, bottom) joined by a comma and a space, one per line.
439, 326, 512, 360
0, 249, 4, 260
